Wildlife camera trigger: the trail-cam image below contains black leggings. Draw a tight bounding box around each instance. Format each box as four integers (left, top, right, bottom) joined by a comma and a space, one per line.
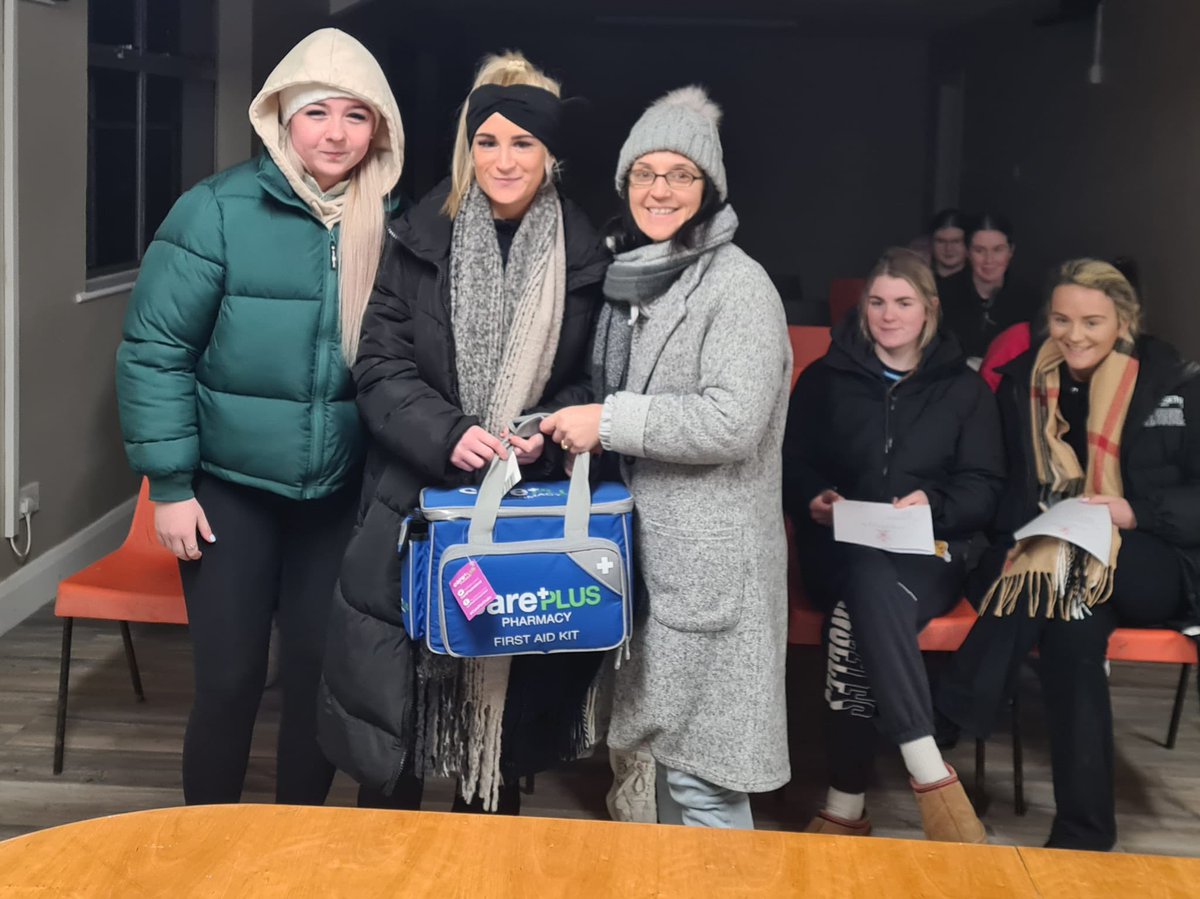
937, 528, 1187, 850
179, 473, 358, 805
801, 540, 965, 794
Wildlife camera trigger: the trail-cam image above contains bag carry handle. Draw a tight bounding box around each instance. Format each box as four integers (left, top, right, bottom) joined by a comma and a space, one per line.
468, 415, 592, 546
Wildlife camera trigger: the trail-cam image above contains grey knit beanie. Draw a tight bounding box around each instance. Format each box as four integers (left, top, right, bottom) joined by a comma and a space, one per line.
615, 85, 727, 200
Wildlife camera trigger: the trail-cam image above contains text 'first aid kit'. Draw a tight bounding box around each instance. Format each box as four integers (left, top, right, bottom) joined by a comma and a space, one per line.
399, 450, 634, 658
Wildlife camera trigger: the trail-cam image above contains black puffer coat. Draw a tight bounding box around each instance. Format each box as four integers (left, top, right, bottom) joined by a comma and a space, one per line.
316, 180, 609, 794
983, 336, 1200, 626
783, 315, 1005, 557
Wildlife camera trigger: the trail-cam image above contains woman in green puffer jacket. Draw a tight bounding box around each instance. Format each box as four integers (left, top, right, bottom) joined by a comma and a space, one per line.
115, 28, 404, 806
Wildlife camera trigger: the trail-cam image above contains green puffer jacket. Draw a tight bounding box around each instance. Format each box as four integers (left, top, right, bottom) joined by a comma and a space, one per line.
117, 155, 368, 502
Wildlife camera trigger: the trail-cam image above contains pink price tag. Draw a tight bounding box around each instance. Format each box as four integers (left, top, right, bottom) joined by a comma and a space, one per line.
449, 558, 496, 621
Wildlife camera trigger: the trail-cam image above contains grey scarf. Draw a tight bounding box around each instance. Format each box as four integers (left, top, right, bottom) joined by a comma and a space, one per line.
593, 205, 739, 398
426, 180, 565, 811
451, 181, 565, 433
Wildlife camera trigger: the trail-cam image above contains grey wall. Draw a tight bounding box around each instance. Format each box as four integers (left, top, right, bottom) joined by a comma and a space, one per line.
0, 0, 131, 587
217, 0, 255, 169
0, 0, 256, 593
946, 0, 1200, 354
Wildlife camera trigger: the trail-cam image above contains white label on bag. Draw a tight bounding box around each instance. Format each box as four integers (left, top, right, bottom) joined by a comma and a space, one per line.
501, 452, 522, 496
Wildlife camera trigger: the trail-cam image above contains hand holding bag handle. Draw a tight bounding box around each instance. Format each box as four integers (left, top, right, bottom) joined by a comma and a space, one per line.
468, 429, 592, 546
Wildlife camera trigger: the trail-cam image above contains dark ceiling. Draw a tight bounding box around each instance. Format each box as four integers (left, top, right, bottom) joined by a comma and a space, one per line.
335, 0, 1064, 34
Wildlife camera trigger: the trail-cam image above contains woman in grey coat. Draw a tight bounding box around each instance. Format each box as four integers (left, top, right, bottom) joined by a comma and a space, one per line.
542, 86, 792, 828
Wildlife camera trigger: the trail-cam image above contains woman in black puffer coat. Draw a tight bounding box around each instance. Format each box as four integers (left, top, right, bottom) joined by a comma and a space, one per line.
938, 259, 1200, 852
784, 248, 1004, 842
316, 52, 609, 815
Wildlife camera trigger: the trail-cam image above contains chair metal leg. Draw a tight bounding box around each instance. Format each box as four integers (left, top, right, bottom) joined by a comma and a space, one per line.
1166, 664, 1191, 750
1012, 693, 1026, 816
54, 618, 74, 775
973, 738, 989, 815
119, 621, 146, 703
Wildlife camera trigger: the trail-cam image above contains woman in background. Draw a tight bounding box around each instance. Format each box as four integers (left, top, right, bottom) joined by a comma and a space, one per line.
940, 213, 1038, 362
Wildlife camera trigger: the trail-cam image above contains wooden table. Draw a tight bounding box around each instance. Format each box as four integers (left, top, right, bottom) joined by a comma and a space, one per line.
0, 805, 1193, 897
1019, 846, 1200, 898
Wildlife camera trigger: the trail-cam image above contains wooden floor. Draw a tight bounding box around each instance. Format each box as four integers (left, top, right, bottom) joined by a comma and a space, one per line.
1, 603, 1198, 857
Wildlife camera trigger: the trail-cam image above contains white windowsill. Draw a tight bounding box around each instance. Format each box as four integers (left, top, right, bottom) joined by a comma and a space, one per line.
75, 269, 139, 304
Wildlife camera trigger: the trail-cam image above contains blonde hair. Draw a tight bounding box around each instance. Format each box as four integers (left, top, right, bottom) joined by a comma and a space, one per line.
859, 247, 942, 352
1048, 258, 1142, 337
442, 51, 561, 219
284, 124, 391, 363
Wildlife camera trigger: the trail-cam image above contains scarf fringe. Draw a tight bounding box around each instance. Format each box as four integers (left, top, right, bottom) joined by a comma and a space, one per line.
981, 553, 1116, 621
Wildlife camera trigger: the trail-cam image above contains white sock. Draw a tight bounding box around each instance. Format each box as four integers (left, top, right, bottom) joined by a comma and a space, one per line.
900, 736, 951, 785
822, 787, 865, 822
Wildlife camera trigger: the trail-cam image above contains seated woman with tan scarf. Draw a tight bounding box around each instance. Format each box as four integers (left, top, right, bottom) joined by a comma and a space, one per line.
937, 259, 1200, 851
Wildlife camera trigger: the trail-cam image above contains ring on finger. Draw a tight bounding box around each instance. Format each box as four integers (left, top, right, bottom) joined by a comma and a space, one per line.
561, 440, 570, 451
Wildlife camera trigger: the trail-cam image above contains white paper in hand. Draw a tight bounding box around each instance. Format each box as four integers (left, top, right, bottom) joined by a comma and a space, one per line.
1013, 498, 1112, 564
832, 500, 936, 555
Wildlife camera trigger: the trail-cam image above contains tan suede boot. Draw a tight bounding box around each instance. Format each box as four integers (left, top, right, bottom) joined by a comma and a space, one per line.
805, 810, 872, 837
911, 765, 987, 843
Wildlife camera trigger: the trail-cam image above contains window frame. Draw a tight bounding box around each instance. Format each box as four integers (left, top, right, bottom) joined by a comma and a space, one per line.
85, 0, 216, 283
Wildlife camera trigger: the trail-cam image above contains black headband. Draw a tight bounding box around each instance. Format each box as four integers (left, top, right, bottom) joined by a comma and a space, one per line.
466, 84, 563, 158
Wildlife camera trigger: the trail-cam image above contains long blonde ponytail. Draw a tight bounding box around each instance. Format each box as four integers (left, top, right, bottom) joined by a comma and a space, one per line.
283, 131, 392, 364
338, 151, 390, 362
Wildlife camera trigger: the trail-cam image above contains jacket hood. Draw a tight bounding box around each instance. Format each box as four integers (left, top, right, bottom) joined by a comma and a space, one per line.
249, 29, 404, 214
827, 308, 967, 380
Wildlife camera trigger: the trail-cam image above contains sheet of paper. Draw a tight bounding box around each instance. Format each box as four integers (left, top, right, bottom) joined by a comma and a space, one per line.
1013, 497, 1112, 564
832, 500, 936, 555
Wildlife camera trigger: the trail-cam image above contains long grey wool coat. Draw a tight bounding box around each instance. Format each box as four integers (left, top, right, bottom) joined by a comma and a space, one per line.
605, 241, 793, 793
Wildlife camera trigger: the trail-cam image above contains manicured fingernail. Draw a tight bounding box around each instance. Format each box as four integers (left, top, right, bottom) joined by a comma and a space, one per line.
207, 534, 217, 542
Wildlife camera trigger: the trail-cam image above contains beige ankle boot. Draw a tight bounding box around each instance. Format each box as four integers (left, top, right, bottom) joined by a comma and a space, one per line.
911, 765, 987, 843
805, 810, 872, 837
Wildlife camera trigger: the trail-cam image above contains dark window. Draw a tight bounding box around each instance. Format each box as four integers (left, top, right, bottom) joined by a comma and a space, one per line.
87, 0, 216, 276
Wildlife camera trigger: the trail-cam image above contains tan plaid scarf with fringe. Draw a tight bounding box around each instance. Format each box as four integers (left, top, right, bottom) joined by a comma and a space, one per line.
981, 337, 1139, 619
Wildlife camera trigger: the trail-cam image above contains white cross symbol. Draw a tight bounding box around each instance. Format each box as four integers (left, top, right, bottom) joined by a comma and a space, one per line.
596, 556, 614, 575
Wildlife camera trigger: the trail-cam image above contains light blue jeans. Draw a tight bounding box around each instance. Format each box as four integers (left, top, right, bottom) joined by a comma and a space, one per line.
656, 765, 754, 829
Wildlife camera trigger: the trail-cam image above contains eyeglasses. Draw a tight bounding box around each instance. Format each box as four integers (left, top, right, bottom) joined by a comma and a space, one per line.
628, 169, 703, 189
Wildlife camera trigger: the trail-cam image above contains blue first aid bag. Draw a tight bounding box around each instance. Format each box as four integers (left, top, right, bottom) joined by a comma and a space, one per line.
400, 450, 634, 658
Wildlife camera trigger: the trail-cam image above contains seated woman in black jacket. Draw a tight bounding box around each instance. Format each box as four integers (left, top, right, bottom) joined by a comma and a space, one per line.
784, 248, 1004, 842
938, 259, 1200, 851
939, 213, 1040, 363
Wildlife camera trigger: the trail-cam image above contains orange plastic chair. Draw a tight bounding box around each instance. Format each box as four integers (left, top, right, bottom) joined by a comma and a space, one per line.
787, 325, 832, 391
1106, 627, 1197, 749
53, 477, 187, 773
828, 278, 865, 327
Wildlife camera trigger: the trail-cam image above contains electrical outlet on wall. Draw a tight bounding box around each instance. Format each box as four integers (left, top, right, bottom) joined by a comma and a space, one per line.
18, 482, 39, 516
